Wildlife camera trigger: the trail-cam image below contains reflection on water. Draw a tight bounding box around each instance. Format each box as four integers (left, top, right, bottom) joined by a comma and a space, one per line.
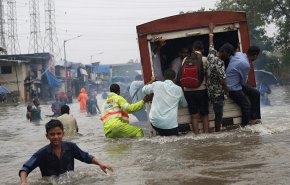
1, 86, 290, 185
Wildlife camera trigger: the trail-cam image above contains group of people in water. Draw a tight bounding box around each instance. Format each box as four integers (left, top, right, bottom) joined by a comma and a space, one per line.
26, 87, 102, 123
20, 23, 266, 184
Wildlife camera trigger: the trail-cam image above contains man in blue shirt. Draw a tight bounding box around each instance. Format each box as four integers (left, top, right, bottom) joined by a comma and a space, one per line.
142, 69, 188, 136
222, 44, 260, 127
19, 119, 113, 185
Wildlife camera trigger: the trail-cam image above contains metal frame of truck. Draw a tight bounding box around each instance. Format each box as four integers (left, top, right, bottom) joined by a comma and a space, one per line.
136, 11, 254, 133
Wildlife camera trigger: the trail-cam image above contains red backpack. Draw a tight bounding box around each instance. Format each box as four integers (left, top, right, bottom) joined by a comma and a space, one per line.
177, 52, 204, 88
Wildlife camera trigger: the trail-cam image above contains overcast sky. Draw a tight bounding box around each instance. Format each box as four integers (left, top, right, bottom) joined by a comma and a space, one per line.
14, 0, 219, 65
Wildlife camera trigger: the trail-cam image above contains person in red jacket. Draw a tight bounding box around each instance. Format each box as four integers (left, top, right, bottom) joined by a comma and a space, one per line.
78, 88, 88, 111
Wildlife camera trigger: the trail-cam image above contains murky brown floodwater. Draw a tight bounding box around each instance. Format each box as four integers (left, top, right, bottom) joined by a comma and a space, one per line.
1, 86, 290, 185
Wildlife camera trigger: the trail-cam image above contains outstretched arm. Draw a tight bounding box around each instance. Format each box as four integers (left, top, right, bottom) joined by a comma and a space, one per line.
91, 157, 113, 174
19, 171, 28, 185
209, 23, 214, 47
118, 97, 145, 114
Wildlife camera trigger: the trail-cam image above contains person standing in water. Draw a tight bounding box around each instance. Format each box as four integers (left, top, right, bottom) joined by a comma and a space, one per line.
57, 105, 79, 137
31, 98, 41, 123
26, 105, 32, 121
100, 83, 150, 138
78, 88, 88, 111
86, 93, 101, 115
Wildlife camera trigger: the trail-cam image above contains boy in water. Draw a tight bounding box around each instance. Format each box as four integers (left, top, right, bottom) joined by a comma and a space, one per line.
26, 105, 32, 121
31, 98, 41, 123
19, 119, 113, 185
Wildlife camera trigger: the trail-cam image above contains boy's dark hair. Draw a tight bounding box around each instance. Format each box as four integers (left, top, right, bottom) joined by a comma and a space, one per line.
61, 105, 70, 115
247, 46, 260, 57
45, 119, 64, 133
192, 41, 204, 51
33, 98, 39, 105
164, 69, 176, 80
27, 104, 32, 111
219, 43, 235, 57
110, 83, 120, 93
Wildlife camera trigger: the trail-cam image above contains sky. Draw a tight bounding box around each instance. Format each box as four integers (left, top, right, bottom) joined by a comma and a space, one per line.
13, 0, 219, 65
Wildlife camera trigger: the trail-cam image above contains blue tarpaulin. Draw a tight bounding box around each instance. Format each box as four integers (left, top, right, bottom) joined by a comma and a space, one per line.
93, 65, 110, 73
45, 69, 61, 87
0, 86, 10, 94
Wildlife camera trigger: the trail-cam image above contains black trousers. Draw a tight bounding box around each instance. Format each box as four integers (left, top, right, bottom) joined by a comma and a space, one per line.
243, 84, 261, 120
229, 85, 261, 127
151, 124, 179, 136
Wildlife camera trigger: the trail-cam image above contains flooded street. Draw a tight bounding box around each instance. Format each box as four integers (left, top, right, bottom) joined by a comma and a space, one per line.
1, 86, 290, 185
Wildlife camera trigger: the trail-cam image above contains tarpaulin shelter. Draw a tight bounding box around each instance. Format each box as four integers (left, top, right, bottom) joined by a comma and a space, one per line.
45, 69, 61, 87
0, 86, 10, 94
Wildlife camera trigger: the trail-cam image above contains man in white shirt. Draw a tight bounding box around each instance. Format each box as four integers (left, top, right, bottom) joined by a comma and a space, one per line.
142, 69, 188, 136
57, 105, 79, 137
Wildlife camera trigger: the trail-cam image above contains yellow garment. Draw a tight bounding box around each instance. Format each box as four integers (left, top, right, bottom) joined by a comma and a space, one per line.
57, 113, 78, 137
78, 88, 88, 111
101, 92, 145, 138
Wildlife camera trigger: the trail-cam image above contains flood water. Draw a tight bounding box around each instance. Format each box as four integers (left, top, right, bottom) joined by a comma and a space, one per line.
1, 86, 290, 185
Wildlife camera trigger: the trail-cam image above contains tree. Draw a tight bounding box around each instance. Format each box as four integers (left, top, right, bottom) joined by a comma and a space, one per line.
215, 0, 274, 51
215, 0, 290, 80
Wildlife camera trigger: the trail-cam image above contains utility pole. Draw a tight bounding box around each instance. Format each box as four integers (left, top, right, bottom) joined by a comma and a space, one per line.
44, 0, 61, 60
29, 0, 43, 53
63, 35, 82, 93
6, 0, 20, 54
0, 0, 6, 53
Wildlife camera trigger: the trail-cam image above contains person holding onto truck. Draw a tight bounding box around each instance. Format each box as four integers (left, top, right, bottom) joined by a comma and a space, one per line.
142, 69, 188, 136
224, 44, 261, 127
206, 23, 229, 132
151, 38, 166, 81
181, 41, 210, 134
100, 83, 151, 138
244, 46, 261, 125
170, 47, 189, 75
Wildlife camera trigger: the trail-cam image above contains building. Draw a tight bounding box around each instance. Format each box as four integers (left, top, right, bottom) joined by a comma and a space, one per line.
0, 53, 59, 102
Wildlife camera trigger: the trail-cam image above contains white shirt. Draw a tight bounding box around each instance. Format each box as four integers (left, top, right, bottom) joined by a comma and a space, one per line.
142, 80, 188, 129
57, 113, 78, 137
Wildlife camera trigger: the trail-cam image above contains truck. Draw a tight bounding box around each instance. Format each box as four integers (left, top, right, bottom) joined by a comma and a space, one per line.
136, 11, 255, 134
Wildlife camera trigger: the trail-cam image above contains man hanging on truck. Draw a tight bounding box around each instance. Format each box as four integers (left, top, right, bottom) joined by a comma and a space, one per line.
143, 69, 188, 136
224, 44, 261, 127
178, 41, 210, 134
170, 47, 189, 75
206, 23, 229, 132
151, 38, 166, 81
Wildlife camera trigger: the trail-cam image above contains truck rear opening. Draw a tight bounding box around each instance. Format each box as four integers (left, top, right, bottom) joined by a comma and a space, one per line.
137, 11, 253, 134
